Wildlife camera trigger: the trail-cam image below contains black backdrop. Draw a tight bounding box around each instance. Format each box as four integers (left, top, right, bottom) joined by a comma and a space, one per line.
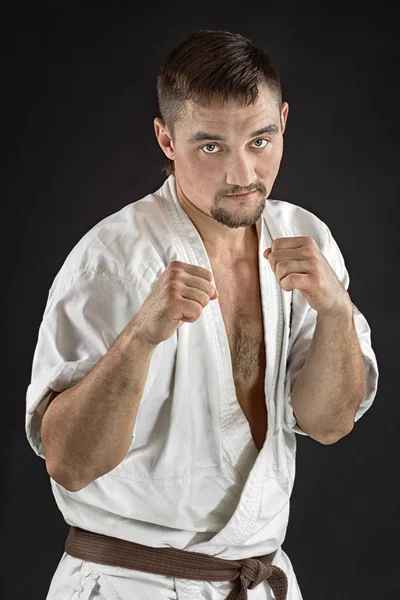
2, 3, 398, 599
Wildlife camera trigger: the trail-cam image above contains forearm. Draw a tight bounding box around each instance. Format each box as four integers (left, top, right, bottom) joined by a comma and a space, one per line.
41, 318, 157, 491
291, 303, 366, 444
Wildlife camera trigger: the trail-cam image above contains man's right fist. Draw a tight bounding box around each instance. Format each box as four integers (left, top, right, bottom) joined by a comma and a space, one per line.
133, 261, 218, 347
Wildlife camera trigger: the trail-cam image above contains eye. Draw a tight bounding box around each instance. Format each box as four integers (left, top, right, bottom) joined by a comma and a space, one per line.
201, 144, 220, 154
252, 139, 269, 148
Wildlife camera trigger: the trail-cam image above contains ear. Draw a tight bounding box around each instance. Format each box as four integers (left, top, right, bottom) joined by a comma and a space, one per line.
154, 118, 175, 160
280, 102, 289, 134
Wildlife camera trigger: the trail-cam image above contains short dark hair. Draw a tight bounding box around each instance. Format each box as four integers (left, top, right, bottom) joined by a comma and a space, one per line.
156, 29, 282, 176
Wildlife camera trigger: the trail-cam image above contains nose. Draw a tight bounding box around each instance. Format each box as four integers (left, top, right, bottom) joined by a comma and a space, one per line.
225, 151, 256, 189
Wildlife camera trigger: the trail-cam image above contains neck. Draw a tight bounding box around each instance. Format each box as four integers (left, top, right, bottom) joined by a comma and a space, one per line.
204, 224, 259, 263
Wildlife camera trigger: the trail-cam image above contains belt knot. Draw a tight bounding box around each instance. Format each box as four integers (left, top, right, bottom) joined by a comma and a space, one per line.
239, 557, 273, 589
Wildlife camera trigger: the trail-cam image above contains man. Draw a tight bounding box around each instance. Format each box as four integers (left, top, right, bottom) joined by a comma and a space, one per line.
26, 29, 378, 600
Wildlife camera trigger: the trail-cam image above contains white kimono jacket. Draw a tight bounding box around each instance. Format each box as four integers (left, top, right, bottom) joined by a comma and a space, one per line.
25, 174, 379, 600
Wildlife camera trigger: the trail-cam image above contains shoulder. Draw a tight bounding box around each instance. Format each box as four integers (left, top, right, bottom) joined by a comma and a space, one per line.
51, 190, 169, 294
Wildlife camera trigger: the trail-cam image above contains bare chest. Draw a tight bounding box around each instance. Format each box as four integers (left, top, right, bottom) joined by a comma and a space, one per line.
211, 261, 268, 451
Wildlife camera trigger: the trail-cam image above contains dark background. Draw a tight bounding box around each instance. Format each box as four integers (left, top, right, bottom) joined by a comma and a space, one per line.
2, 3, 398, 599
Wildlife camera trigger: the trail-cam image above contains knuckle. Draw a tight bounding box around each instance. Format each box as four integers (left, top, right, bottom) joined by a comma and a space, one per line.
166, 284, 181, 301
202, 292, 210, 306
167, 281, 180, 293
167, 262, 182, 277
303, 245, 315, 258
277, 261, 289, 275
201, 268, 212, 280
168, 260, 181, 269
307, 237, 317, 250
168, 267, 182, 279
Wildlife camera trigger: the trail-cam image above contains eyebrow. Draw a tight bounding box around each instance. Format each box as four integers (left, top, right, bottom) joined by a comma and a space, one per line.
187, 124, 279, 144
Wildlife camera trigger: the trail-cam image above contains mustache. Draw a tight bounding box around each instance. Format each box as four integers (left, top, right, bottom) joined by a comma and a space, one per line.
218, 184, 267, 197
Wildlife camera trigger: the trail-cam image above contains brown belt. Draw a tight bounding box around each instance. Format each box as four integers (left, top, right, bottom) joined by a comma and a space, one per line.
65, 526, 288, 599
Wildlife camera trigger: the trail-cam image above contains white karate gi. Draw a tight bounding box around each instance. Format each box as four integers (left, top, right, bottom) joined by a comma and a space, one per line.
25, 174, 379, 600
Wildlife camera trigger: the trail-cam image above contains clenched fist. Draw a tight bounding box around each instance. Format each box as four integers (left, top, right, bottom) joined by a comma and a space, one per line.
133, 261, 218, 347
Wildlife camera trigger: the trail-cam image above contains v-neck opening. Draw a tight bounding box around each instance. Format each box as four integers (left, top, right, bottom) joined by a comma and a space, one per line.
160, 175, 279, 480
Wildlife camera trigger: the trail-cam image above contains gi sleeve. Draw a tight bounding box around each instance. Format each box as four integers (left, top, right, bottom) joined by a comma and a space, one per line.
284, 223, 379, 436
25, 268, 149, 459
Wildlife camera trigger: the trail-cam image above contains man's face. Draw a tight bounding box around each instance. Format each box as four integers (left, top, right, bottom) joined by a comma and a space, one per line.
167, 85, 288, 229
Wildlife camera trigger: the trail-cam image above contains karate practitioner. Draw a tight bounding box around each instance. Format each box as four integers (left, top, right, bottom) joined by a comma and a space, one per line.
25, 29, 379, 599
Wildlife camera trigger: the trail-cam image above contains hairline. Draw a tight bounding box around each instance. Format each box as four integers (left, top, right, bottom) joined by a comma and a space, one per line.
167, 86, 282, 142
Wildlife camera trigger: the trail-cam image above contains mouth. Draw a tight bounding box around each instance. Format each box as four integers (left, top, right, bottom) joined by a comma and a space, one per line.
225, 190, 257, 200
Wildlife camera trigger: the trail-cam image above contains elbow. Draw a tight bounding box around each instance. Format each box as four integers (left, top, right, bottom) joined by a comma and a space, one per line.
50, 472, 86, 493
58, 480, 85, 493
45, 460, 86, 492
315, 421, 355, 445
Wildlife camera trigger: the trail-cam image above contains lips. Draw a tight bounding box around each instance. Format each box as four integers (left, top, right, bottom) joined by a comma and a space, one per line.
226, 190, 256, 198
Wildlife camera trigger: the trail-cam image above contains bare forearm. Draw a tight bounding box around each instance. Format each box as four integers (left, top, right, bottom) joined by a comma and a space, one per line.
41, 318, 156, 491
291, 304, 366, 444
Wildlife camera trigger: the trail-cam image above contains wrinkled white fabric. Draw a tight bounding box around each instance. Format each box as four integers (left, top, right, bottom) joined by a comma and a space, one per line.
26, 174, 379, 599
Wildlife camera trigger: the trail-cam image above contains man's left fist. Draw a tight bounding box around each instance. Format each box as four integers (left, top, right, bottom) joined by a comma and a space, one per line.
263, 236, 351, 317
